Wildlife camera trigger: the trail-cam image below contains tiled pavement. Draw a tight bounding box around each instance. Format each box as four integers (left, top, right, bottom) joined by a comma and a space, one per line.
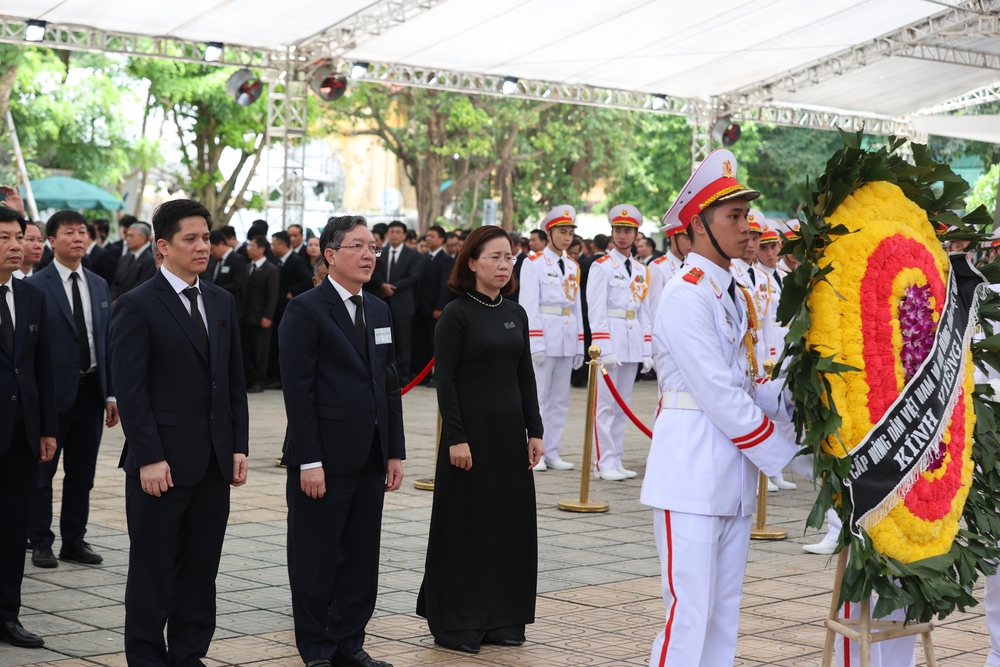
4, 381, 992, 667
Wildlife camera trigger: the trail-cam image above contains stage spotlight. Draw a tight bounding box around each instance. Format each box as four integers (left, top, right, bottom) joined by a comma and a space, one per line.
205, 42, 224, 62
710, 115, 742, 146
25, 19, 46, 42
501, 77, 518, 95
226, 69, 263, 106
309, 64, 349, 102
650, 95, 666, 111
350, 62, 369, 80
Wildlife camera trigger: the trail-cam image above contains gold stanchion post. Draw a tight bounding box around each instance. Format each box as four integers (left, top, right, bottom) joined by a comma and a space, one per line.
414, 410, 441, 491
558, 345, 610, 513
750, 470, 787, 540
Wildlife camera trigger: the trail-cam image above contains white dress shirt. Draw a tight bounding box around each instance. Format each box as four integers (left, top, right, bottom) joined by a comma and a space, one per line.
250, 256, 268, 273
53, 260, 97, 373
86, 241, 97, 256
300, 276, 365, 471
13, 268, 31, 279
213, 247, 234, 281
160, 265, 208, 328
0, 276, 14, 329
131, 241, 152, 260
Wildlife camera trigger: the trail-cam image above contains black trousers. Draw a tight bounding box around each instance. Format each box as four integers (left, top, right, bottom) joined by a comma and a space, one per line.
124, 456, 230, 667
411, 310, 436, 377
240, 323, 272, 385
29, 375, 104, 548
0, 424, 36, 623
287, 437, 384, 663
391, 315, 413, 379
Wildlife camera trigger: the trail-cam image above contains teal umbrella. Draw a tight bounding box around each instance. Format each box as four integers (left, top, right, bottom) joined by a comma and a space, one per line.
30, 176, 125, 211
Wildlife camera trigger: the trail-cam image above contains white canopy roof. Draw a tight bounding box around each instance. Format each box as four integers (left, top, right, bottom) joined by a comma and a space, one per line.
6, 0, 1000, 135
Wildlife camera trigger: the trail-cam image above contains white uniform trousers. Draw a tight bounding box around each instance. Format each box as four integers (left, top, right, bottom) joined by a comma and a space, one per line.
594, 361, 638, 471
987, 571, 1000, 666
648, 509, 752, 667
533, 355, 573, 462
835, 600, 915, 667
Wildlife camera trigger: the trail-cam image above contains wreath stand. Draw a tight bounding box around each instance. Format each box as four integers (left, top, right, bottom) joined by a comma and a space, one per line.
820, 550, 938, 667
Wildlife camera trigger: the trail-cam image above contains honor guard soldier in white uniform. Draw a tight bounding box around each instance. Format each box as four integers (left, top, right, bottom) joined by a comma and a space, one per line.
587, 204, 653, 481
640, 149, 798, 667
648, 226, 690, 323
730, 209, 763, 290
519, 205, 585, 471
776, 219, 801, 276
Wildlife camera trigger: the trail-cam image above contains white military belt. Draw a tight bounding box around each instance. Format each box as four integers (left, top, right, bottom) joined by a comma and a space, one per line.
661, 390, 700, 410
607, 309, 637, 320
540, 305, 572, 316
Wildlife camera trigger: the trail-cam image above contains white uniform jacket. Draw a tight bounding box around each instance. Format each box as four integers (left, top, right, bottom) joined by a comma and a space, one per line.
519, 246, 584, 357
648, 250, 684, 318
641, 253, 798, 516
586, 248, 652, 362
756, 263, 784, 361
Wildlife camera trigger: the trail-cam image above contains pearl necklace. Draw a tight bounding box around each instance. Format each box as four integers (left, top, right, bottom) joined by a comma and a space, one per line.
466, 292, 502, 308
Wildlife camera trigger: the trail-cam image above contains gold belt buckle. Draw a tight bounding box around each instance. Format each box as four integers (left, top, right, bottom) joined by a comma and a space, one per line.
562, 306, 572, 316
626, 310, 636, 320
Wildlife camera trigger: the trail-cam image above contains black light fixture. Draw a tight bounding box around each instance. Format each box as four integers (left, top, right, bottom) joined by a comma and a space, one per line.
225, 69, 263, 106
350, 62, 369, 80
309, 64, 348, 101
204, 42, 224, 62
501, 76, 518, 95
710, 115, 742, 146
24, 19, 46, 42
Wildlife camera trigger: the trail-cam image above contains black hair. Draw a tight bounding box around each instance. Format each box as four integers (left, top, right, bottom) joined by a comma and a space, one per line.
0, 206, 26, 233
210, 230, 226, 246
118, 214, 137, 229
593, 234, 609, 251
152, 199, 212, 243
530, 228, 548, 242
320, 215, 368, 256
371, 222, 389, 235
250, 235, 271, 252
220, 225, 237, 240
427, 225, 446, 239
287, 223, 303, 234
46, 210, 88, 239
271, 230, 291, 247
387, 220, 407, 233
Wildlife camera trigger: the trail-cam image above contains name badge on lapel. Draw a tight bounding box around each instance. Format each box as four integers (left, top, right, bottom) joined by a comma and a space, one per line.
374, 327, 392, 345
218, 319, 227, 329
101, 300, 108, 309
29, 323, 37, 332
221, 266, 231, 274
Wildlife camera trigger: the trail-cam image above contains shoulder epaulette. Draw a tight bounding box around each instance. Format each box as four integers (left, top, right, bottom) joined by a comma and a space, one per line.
595, 254, 611, 264
529, 253, 543, 261
652, 255, 668, 265
682, 267, 704, 284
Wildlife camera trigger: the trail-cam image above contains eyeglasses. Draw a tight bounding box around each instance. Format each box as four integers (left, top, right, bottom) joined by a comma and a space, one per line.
478, 253, 515, 265
334, 244, 382, 257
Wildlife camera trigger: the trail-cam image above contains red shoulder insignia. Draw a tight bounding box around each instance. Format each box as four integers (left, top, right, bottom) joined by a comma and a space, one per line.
529, 253, 543, 261
682, 267, 704, 284
652, 255, 668, 265
595, 254, 611, 264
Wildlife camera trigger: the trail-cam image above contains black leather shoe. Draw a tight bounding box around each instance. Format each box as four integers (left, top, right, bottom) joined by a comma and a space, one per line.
0, 621, 44, 648
31, 547, 58, 568
485, 637, 523, 646
247, 384, 264, 393
263, 380, 283, 390
335, 649, 394, 667
433, 639, 479, 654
59, 541, 103, 565
305, 660, 332, 667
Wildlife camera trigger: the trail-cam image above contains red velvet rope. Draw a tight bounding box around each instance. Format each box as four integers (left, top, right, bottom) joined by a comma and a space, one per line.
600, 367, 653, 439
401, 358, 435, 395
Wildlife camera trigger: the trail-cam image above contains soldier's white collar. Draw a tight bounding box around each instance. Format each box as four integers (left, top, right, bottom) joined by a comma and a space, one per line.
609, 247, 631, 265
667, 250, 684, 266
542, 246, 565, 264
731, 257, 752, 272
756, 263, 776, 277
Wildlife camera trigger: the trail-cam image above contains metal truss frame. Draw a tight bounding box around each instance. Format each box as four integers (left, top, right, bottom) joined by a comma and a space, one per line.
725, 0, 1000, 106
915, 80, 1000, 113
295, 0, 448, 63
0, 15, 282, 69
264, 58, 308, 229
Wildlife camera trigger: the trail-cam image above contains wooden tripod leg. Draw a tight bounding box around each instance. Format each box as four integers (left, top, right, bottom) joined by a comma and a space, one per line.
922, 630, 938, 667
821, 549, 849, 667
859, 598, 871, 667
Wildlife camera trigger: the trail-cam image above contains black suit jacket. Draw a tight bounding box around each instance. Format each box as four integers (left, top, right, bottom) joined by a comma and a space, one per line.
294, 245, 310, 264
34, 245, 54, 272
511, 251, 528, 302
26, 264, 113, 413
0, 279, 57, 459
205, 251, 249, 319
279, 279, 405, 472
111, 271, 249, 486
111, 246, 156, 301
276, 252, 312, 305
378, 244, 422, 317
415, 250, 454, 316
242, 260, 280, 325
82, 244, 117, 284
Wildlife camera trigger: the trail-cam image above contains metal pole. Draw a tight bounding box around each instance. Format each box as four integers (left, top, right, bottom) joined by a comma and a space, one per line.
6, 110, 38, 221
558, 345, 609, 513
750, 470, 788, 540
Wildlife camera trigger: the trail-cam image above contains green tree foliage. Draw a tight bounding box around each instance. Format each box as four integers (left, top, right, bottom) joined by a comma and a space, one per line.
128, 59, 266, 226
968, 163, 999, 217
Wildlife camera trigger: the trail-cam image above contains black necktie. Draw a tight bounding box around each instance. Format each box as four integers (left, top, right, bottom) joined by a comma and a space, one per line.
624, 258, 632, 277
558, 258, 565, 275
349, 295, 368, 356
0, 285, 13, 353
388, 249, 397, 282
747, 266, 756, 286
70, 272, 92, 372
774, 271, 783, 289
182, 287, 209, 356
727, 279, 737, 307
213, 259, 222, 281
248, 263, 256, 277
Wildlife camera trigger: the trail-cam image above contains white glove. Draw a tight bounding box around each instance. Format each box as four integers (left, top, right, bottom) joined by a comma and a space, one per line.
641, 356, 653, 374
531, 352, 546, 366
599, 353, 621, 369
572, 354, 584, 370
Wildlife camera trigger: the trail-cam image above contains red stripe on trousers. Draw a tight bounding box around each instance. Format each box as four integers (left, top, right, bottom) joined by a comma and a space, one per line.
844, 601, 850, 667
658, 510, 677, 667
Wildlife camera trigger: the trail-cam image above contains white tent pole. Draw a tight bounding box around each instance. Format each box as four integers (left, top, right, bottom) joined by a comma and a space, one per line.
6, 110, 39, 221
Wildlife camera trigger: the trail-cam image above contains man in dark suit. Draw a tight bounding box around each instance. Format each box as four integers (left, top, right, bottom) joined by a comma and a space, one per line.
411, 225, 452, 382
111, 221, 156, 301
267, 231, 312, 387
377, 220, 422, 383
241, 236, 279, 393
0, 207, 57, 649
509, 232, 525, 302
105, 214, 136, 275
26, 211, 118, 569
111, 199, 249, 667
205, 230, 249, 320
280, 215, 404, 667
82, 222, 117, 284
287, 223, 309, 263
